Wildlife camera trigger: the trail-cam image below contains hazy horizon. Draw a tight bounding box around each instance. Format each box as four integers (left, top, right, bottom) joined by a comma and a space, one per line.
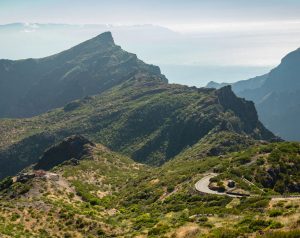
1, 0, 300, 86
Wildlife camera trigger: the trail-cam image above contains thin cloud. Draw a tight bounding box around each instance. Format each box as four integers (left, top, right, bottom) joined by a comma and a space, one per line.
21, 23, 40, 33
167, 20, 300, 34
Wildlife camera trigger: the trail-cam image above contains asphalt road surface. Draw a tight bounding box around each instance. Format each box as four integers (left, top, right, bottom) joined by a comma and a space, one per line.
194, 173, 224, 195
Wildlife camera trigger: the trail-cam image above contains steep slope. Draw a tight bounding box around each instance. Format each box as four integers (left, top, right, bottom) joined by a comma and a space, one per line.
0, 136, 299, 237
207, 48, 300, 141
0, 32, 276, 179
0, 77, 276, 179
242, 48, 300, 141
0, 31, 166, 118
0, 139, 148, 237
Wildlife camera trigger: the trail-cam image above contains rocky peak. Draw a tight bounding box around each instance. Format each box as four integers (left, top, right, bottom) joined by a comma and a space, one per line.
34, 135, 95, 171
216, 86, 259, 132
94, 31, 115, 45
280, 47, 300, 65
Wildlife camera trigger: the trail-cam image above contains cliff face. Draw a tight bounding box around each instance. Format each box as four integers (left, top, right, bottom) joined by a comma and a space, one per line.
216, 86, 258, 133
209, 48, 300, 141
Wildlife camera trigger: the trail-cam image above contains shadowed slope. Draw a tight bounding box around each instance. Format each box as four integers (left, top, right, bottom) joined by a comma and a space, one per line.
0, 32, 166, 118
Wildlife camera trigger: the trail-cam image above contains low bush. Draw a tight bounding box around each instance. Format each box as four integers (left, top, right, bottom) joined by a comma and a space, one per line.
269, 209, 283, 217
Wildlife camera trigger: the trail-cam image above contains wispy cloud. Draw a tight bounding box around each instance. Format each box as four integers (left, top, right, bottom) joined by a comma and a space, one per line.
167, 20, 300, 34
21, 22, 40, 33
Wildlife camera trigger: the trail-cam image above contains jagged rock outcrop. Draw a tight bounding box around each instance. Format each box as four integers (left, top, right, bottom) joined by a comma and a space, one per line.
208, 48, 300, 141
216, 85, 258, 132
34, 135, 95, 170
216, 86, 276, 140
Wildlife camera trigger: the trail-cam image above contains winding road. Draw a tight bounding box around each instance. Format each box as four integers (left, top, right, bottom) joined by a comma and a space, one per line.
194, 173, 222, 195
195, 173, 250, 197
195, 173, 300, 199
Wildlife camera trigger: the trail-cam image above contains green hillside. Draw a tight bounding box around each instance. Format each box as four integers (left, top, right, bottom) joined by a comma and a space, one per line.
0, 136, 299, 237
0, 32, 298, 238
0, 77, 275, 179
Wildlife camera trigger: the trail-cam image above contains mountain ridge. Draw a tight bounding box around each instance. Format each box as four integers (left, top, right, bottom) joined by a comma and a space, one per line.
206, 47, 300, 141
0, 32, 299, 238
0, 31, 167, 118
0, 77, 276, 179
0, 32, 276, 178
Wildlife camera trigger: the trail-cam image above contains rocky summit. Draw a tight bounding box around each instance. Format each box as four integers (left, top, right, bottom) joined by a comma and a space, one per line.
0, 32, 166, 118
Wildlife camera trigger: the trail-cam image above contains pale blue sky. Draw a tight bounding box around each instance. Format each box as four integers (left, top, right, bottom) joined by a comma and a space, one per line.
1, 0, 300, 25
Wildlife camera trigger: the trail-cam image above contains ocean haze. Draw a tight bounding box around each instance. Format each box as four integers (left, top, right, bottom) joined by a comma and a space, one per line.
160, 65, 271, 87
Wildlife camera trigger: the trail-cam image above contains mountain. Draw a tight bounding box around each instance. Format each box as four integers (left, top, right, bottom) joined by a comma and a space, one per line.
0, 33, 276, 179
0, 135, 299, 237
206, 73, 268, 94
206, 81, 230, 90
0, 32, 298, 237
0, 23, 275, 86
0, 31, 166, 118
0, 79, 275, 179
207, 48, 300, 141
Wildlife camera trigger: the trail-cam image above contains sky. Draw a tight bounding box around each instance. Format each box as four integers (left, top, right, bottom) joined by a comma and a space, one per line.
1, 0, 300, 25
0, 0, 300, 86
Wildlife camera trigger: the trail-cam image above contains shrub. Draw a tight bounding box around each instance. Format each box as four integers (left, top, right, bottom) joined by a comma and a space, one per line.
249, 219, 271, 231
208, 228, 240, 238
237, 156, 251, 165
258, 230, 300, 238
11, 213, 20, 222
269, 221, 283, 229
256, 158, 265, 165
64, 233, 72, 238
198, 216, 208, 222
167, 185, 175, 193
148, 223, 169, 235
269, 209, 283, 217
210, 177, 219, 183
97, 229, 106, 236
0, 177, 13, 190
237, 197, 270, 211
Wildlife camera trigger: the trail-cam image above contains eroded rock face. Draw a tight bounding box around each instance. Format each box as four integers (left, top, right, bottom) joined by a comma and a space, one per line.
34, 135, 95, 170
216, 85, 278, 141
216, 85, 258, 132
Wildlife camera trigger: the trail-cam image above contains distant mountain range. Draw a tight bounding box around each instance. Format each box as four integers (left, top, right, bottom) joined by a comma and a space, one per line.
207, 48, 300, 141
